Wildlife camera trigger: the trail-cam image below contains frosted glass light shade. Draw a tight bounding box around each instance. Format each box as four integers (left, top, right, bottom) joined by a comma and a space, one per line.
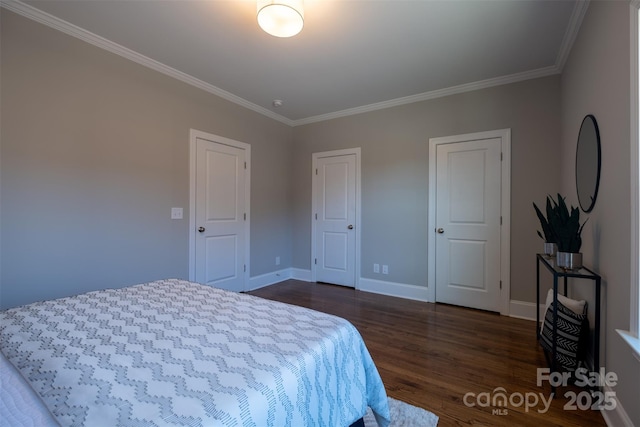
257, 0, 304, 38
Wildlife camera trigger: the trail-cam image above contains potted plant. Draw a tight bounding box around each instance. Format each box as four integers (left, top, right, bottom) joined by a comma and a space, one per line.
546, 193, 587, 269
533, 196, 558, 257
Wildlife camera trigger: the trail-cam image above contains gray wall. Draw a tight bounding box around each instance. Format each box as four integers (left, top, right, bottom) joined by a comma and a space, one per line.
292, 76, 562, 302
0, 11, 293, 308
560, 2, 639, 425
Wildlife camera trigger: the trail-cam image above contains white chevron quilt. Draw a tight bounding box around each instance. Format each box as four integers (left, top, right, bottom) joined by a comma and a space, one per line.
0, 279, 390, 427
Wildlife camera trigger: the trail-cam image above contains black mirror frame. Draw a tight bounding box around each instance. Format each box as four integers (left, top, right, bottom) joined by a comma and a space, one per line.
575, 114, 601, 213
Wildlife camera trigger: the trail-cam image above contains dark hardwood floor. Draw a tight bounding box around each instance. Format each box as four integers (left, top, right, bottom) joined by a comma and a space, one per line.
249, 280, 607, 427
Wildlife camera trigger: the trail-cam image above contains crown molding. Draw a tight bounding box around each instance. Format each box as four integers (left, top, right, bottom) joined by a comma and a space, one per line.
2, 0, 584, 128
0, 0, 295, 127
292, 65, 560, 126
555, 0, 590, 72
293, 1, 589, 127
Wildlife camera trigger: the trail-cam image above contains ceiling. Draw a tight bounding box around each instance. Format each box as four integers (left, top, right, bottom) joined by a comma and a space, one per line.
5, 0, 586, 126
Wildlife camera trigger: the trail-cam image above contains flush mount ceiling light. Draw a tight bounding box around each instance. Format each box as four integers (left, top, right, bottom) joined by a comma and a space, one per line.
257, 0, 304, 38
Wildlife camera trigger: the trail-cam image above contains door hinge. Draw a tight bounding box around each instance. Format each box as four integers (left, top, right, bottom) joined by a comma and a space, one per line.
314, 258, 317, 265
499, 280, 502, 289
315, 168, 318, 175
500, 216, 502, 225
315, 213, 317, 220
501, 152, 503, 161
244, 162, 247, 169
244, 213, 246, 221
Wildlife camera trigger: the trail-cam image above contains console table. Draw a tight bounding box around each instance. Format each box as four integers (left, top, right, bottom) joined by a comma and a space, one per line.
536, 253, 601, 375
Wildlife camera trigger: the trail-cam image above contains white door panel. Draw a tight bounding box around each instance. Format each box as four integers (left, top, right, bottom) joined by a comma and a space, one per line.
435, 138, 501, 312
205, 150, 238, 220
323, 232, 349, 270
204, 235, 237, 283
195, 137, 246, 292
323, 162, 350, 219
448, 239, 486, 290
315, 153, 356, 287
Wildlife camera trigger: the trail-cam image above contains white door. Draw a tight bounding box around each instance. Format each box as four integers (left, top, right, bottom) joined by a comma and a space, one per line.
194, 136, 248, 292
314, 152, 357, 287
434, 138, 502, 312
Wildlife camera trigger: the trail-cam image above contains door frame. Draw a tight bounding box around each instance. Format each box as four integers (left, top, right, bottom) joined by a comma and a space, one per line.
188, 129, 251, 286
311, 148, 361, 288
427, 129, 511, 315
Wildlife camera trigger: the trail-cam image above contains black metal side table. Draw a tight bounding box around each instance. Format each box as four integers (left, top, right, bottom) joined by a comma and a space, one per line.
536, 253, 601, 376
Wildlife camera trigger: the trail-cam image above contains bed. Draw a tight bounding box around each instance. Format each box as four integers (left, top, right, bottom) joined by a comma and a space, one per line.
0, 279, 390, 427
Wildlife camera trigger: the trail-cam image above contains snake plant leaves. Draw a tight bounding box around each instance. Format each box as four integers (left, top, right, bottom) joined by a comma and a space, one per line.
533, 197, 556, 243
546, 193, 587, 253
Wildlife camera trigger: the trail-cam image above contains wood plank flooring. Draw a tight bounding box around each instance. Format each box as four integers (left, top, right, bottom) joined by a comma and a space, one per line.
248, 280, 607, 427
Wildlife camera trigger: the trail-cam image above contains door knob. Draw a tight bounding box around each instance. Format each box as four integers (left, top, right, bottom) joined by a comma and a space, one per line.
348, 224, 354, 230
198, 226, 205, 233
436, 228, 444, 234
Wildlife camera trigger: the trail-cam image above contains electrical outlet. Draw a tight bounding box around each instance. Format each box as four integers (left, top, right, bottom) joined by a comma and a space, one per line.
382, 265, 389, 275
373, 263, 380, 273
275, 256, 280, 266
171, 207, 183, 220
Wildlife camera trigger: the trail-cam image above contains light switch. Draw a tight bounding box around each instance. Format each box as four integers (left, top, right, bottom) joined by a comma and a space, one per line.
171, 207, 183, 220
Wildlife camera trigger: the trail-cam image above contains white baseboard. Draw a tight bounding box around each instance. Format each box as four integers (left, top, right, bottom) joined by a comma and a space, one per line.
248, 268, 292, 291
358, 277, 430, 302
291, 268, 312, 282
253, 272, 545, 318
600, 384, 634, 427
509, 300, 539, 321
259, 269, 430, 302
248, 268, 313, 291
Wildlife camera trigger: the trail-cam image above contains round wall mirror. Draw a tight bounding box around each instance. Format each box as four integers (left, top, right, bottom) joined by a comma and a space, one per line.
575, 114, 601, 213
